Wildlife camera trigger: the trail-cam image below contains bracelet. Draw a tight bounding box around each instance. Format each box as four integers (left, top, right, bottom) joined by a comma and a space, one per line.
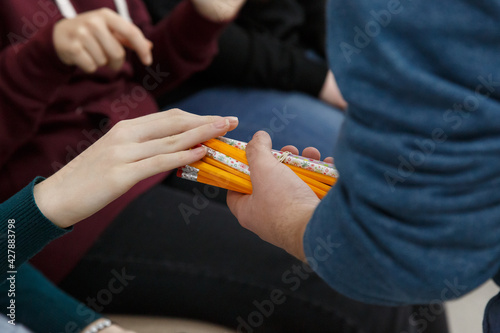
82, 319, 112, 333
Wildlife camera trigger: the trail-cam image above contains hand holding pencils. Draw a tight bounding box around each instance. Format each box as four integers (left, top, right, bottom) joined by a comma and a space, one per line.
177, 137, 338, 199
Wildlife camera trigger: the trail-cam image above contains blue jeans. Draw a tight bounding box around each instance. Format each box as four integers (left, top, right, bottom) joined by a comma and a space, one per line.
164, 87, 345, 156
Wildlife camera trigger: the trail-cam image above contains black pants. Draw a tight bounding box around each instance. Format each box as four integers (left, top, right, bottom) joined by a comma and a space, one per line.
60, 178, 448, 333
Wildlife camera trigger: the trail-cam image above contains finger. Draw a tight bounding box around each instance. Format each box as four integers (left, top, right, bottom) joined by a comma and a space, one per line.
129, 146, 207, 182
114, 33, 153, 62
302, 147, 321, 160
102, 9, 153, 65
129, 118, 235, 161
91, 20, 127, 70
280, 145, 299, 155
245, 131, 282, 184
73, 47, 98, 73
324, 157, 334, 164
133, 112, 238, 142
80, 31, 108, 67
124, 108, 203, 125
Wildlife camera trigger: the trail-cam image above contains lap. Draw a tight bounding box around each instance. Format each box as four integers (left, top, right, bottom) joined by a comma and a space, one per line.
60, 183, 447, 333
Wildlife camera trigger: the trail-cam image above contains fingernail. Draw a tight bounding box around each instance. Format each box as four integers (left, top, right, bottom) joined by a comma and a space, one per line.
226, 116, 239, 126
145, 54, 152, 65
214, 119, 229, 129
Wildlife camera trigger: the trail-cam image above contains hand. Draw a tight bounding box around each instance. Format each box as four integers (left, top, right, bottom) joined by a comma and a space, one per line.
34, 109, 238, 228
319, 71, 348, 110
227, 131, 327, 260
53, 8, 153, 73
191, 0, 246, 22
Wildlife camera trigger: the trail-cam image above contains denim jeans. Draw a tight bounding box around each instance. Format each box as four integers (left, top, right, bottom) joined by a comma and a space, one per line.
163, 87, 345, 156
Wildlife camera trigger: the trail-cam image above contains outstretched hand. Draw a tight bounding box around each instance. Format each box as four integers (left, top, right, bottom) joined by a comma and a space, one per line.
34, 109, 238, 229
227, 131, 330, 260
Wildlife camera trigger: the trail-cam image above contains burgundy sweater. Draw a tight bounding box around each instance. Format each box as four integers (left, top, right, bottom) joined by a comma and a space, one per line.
0, 0, 228, 282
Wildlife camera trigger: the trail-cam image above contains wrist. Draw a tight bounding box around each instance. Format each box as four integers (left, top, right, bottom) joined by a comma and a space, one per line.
287, 202, 318, 261
33, 178, 71, 229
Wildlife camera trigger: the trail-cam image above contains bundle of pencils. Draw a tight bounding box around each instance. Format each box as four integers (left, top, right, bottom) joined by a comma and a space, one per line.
177, 137, 338, 199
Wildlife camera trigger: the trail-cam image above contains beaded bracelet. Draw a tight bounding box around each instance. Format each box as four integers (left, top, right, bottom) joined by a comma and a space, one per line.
82, 319, 112, 333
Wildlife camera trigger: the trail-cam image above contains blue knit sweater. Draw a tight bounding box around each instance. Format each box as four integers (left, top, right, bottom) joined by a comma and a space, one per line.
303, 0, 500, 329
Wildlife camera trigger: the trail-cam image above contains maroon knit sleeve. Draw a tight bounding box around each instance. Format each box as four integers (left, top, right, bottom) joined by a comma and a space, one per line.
0, 21, 74, 166
127, 0, 231, 98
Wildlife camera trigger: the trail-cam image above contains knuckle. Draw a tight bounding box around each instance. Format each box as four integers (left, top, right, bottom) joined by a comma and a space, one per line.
85, 17, 102, 31
163, 135, 178, 148
178, 150, 194, 165
205, 115, 220, 123
168, 108, 184, 115
75, 26, 90, 39
110, 120, 130, 140
99, 7, 113, 16
110, 47, 126, 61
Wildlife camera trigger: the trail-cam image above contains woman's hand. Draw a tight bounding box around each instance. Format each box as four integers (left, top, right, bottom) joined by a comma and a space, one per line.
191, 0, 246, 22
34, 109, 238, 229
53, 8, 153, 73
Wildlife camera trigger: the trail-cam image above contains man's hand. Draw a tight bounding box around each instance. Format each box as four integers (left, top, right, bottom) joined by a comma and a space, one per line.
227, 131, 322, 260
191, 0, 246, 22
319, 71, 348, 110
53, 8, 153, 73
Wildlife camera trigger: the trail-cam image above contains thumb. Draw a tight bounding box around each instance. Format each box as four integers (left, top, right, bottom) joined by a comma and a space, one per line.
227, 131, 275, 223
245, 131, 279, 176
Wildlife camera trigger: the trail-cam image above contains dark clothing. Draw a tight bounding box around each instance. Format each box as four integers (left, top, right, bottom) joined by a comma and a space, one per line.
60, 182, 448, 333
143, 0, 329, 106
0, 0, 229, 283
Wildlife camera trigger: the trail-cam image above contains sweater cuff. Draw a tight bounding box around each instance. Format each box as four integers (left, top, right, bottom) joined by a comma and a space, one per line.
1, 177, 71, 270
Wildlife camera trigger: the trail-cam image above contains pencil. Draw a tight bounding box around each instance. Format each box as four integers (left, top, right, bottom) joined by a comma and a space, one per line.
204, 138, 336, 187
287, 164, 337, 186
203, 139, 249, 165
202, 156, 252, 182
189, 160, 253, 193
177, 167, 251, 194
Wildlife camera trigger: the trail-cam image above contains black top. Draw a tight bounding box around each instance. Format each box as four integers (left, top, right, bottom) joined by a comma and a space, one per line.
144, 0, 329, 105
